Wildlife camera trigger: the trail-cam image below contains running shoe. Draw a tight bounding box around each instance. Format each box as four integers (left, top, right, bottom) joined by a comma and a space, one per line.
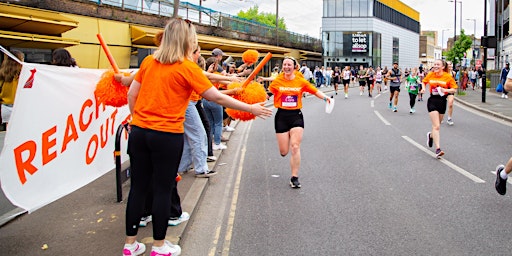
168, 212, 190, 226
139, 215, 152, 227
411, 108, 415, 113
392, 107, 397, 112
207, 156, 217, 162
195, 170, 217, 178
345, 94, 348, 99
447, 118, 454, 126
409, 108, 413, 114
389, 102, 392, 109
223, 126, 235, 132
427, 132, 433, 148
435, 148, 444, 159
123, 241, 146, 256
290, 176, 301, 188
213, 143, 227, 150
150, 240, 181, 256
495, 164, 507, 195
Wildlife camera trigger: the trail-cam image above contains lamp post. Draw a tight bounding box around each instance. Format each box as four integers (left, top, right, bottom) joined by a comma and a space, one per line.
276, 0, 279, 46
466, 18, 476, 64
448, 0, 462, 42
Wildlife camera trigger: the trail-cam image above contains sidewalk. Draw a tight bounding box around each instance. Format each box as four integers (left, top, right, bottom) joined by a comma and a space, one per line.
0, 86, 512, 254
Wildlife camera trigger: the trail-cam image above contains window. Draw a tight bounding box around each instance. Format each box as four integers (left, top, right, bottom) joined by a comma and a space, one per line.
392, 37, 399, 64
343, 0, 352, 17
352, 0, 360, 17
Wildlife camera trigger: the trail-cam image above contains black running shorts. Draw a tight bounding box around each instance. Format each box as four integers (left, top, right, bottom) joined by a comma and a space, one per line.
390, 86, 400, 94
427, 95, 447, 114
275, 109, 304, 133
343, 79, 350, 85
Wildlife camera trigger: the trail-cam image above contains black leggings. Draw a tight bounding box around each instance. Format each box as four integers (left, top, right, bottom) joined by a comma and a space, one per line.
409, 93, 417, 108
126, 126, 184, 240
196, 100, 213, 156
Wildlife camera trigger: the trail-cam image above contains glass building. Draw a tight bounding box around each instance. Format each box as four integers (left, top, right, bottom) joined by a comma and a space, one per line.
322, 0, 420, 69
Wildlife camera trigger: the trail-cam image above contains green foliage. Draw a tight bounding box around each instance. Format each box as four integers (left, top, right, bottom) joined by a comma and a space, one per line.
237, 5, 287, 30
446, 29, 473, 66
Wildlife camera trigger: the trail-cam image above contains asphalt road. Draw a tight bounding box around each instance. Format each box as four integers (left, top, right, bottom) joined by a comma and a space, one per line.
181, 87, 512, 255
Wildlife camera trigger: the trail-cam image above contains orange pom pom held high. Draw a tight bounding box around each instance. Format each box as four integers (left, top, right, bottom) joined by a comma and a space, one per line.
242, 50, 259, 65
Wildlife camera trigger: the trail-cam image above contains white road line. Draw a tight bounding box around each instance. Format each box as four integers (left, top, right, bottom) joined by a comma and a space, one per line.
402, 136, 486, 183
374, 110, 391, 125
370, 100, 375, 108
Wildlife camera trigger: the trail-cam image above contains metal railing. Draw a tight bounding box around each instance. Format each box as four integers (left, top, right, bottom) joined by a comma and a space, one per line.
85, 0, 321, 50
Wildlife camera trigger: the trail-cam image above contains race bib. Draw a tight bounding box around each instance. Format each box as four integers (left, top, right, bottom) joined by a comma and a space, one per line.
281, 95, 298, 108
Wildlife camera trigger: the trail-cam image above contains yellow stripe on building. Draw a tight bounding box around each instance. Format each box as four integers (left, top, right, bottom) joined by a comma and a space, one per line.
378, 0, 420, 22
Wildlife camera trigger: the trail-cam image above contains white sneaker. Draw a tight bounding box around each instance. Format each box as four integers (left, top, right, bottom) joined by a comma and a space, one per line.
223, 126, 235, 132
168, 212, 190, 226
502, 94, 506, 98
345, 94, 348, 99
150, 240, 181, 256
207, 156, 217, 162
506, 95, 509, 99
213, 143, 227, 150
139, 215, 152, 227
123, 241, 146, 256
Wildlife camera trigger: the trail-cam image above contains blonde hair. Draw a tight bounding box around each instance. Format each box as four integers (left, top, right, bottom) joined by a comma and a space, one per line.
153, 19, 198, 64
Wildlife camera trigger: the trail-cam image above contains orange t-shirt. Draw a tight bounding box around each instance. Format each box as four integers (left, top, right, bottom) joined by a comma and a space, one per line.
268, 73, 318, 110
132, 55, 213, 133
423, 71, 457, 94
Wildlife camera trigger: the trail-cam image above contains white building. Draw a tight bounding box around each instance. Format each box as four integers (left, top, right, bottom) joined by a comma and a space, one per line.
321, 0, 420, 69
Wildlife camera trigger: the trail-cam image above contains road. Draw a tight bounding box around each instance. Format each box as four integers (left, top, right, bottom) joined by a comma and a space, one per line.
181, 87, 512, 255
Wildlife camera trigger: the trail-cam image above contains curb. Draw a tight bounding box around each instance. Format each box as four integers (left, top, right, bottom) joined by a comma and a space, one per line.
454, 96, 512, 123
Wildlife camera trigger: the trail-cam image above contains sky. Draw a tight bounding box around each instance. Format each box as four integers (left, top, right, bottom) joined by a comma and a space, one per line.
196, 0, 488, 48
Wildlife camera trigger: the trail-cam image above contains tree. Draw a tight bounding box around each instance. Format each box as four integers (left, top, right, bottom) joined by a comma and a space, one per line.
446, 29, 473, 66
237, 6, 287, 30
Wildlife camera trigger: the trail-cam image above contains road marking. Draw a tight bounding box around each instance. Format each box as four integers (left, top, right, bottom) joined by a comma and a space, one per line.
402, 136, 485, 183
374, 110, 391, 125
370, 100, 374, 108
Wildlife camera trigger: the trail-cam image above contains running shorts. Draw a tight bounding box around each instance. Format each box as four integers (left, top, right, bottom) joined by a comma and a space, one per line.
359, 80, 366, 87
427, 95, 447, 114
275, 108, 304, 133
343, 79, 350, 85
390, 86, 400, 94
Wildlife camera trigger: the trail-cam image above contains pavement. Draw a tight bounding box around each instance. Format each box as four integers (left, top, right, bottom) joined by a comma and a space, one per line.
0, 86, 511, 254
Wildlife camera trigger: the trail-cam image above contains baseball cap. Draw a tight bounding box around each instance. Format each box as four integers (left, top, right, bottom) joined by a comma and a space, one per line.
393, 61, 398, 65
212, 48, 225, 57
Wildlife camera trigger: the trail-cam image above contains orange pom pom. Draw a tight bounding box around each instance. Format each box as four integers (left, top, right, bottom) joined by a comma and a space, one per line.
94, 70, 129, 107
226, 81, 267, 121
242, 50, 259, 64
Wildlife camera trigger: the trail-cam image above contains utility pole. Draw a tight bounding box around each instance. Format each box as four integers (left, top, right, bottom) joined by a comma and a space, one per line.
276, 0, 279, 46
482, 0, 487, 102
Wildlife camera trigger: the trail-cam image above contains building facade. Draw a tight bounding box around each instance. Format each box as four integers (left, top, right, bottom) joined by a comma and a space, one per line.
321, 0, 420, 69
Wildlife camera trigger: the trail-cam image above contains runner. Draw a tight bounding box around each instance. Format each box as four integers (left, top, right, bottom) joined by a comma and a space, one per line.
386, 62, 402, 112
445, 61, 456, 125
366, 66, 375, 97
405, 67, 422, 114
342, 66, 351, 98
423, 59, 457, 158
332, 66, 341, 96
267, 56, 331, 188
357, 65, 367, 96
495, 67, 512, 195
374, 66, 383, 94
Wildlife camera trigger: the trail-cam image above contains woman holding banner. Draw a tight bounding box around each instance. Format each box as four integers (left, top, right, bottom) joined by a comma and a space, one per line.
122, 18, 272, 256
0, 50, 24, 130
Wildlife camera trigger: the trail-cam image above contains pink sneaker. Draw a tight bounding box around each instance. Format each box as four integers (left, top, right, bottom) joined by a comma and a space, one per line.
150, 240, 181, 256
123, 241, 146, 256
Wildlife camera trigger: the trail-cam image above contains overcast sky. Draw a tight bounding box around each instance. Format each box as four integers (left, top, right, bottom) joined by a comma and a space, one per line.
196, 0, 489, 48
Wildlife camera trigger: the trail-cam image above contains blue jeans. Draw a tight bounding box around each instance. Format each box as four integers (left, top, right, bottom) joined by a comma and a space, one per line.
178, 101, 208, 174
326, 76, 331, 86
202, 99, 223, 145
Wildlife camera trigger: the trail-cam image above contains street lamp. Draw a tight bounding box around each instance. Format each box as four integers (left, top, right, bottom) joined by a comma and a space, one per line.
466, 18, 476, 62
448, 0, 462, 41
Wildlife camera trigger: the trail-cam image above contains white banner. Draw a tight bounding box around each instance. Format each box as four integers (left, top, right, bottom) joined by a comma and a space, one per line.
0, 63, 131, 212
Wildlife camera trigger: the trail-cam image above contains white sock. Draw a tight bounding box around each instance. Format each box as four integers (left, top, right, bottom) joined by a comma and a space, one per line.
501, 170, 509, 180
